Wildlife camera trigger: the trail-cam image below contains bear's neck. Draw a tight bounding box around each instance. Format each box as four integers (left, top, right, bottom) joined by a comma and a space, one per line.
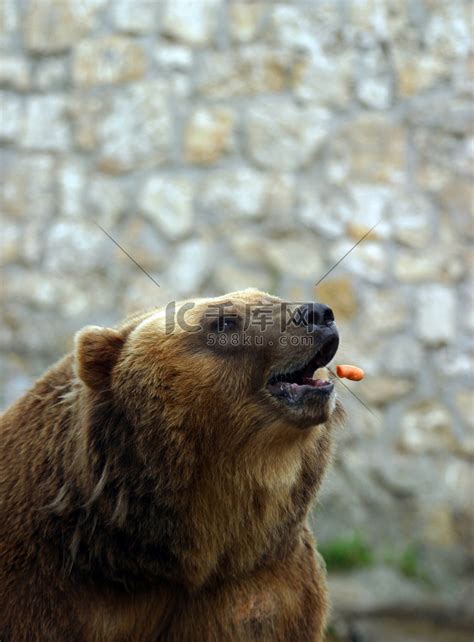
70, 413, 331, 590
38, 380, 333, 591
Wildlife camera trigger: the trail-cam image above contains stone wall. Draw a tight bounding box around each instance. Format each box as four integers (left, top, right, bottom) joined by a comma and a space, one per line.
1, 0, 473, 632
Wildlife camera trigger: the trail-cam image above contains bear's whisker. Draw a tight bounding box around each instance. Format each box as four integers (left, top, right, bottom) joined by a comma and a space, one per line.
328, 367, 378, 418
95, 222, 161, 289
314, 219, 381, 287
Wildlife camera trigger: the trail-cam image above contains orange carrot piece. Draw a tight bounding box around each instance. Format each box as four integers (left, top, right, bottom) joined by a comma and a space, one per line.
336, 364, 365, 381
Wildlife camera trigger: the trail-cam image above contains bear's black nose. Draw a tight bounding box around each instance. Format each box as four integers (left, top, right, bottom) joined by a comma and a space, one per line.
294, 303, 335, 328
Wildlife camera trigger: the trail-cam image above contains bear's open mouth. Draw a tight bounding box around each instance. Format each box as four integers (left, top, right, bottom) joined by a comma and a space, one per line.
266, 334, 339, 403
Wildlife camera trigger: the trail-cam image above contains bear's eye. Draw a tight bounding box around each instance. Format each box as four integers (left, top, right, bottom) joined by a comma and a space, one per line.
210, 316, 240, 333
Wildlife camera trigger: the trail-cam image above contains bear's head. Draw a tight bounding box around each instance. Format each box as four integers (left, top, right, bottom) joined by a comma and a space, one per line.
74, 288, 341, 463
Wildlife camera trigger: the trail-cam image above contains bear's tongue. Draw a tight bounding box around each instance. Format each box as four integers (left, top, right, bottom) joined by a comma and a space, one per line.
303, 377, 329, 387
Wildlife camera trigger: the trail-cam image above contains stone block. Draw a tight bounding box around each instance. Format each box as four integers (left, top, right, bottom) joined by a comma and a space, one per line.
315, 277, 358, 322
399, 401, 458, 454
97, 82, 172, 172
1, 155, 55, 219
140, 175, 194, 240
21, 95, 71, 152
112, 0, 159, 34
328, 114, 406, 185
184, 107, 236, 165
0, 92, 23, 142
23, 0, 105, 53
73, 36, 147, 86
247, 99, 330, 170
196, 46, 287, 98
416, 285, 456, 346
162, 0, 218, 46
200, 168, 267, 219
229, 2, 266, 43
0, 55, 30, 90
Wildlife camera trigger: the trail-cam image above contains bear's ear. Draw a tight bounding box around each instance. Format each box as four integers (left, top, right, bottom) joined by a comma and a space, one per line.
74, 325, 125, 390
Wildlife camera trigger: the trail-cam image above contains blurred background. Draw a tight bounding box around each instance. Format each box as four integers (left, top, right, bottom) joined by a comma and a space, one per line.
0, 1, 473, 640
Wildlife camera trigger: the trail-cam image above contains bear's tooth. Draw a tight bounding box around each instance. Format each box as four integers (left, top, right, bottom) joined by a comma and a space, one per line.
313, 367, 329, 382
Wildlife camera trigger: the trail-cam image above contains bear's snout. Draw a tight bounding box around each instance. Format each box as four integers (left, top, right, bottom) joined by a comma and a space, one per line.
292, 302, 335, 329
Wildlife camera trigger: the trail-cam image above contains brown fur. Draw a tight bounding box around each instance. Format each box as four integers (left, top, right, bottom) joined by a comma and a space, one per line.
0, 289, 343, 641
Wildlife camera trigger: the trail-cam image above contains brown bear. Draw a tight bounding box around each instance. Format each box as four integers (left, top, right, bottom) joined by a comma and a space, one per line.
0, 288, 342, 642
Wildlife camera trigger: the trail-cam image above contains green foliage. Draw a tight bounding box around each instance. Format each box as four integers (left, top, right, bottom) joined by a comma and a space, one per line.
320, 533, 434, 587
319, 532, 374, 571
387, 543, 434, 586
383, 542, 434, 586
324, 625, 344, 642
398, 544, 420, 579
